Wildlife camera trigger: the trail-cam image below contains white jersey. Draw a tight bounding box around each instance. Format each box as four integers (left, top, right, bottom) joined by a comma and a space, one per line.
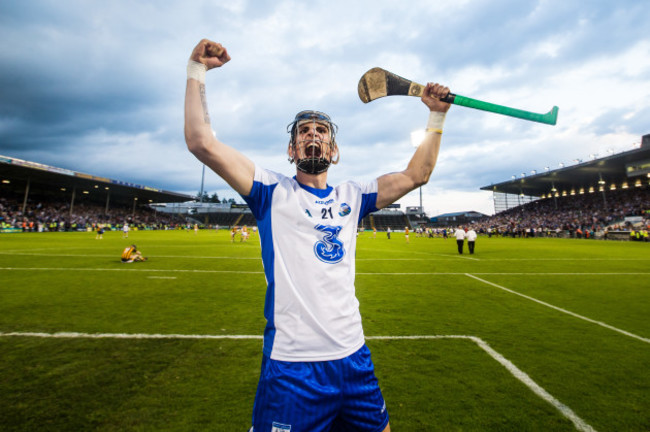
242, 166, 378, 362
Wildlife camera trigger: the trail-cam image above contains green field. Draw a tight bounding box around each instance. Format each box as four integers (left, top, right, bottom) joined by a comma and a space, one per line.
1, 230, 649, 431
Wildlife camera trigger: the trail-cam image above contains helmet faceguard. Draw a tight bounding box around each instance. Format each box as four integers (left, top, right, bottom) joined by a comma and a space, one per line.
287, 110, 339, 174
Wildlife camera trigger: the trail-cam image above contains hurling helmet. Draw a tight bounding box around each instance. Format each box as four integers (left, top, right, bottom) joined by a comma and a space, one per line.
287, 110, 339, 174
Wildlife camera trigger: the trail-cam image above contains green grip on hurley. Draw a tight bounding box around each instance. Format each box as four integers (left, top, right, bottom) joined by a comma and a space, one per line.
357, 68, 559, 126
443, 94, 559, 126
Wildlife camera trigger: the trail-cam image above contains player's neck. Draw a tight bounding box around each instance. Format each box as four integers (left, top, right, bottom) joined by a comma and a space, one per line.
295, 170, 328, 190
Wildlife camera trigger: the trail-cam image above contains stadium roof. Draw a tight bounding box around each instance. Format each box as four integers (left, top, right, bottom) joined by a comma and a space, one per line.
0, 154, 193, 206
480, 138, 650, 197
435, 211, 488, 219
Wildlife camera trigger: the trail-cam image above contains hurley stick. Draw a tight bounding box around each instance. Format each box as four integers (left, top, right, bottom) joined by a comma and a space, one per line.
358, 67, 558, 125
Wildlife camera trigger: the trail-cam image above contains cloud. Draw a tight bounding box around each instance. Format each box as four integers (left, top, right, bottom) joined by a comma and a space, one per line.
1, 0, 649, 217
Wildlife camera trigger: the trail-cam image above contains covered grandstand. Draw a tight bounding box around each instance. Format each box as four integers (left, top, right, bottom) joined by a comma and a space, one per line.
431, 211, 489, 227
0, 155, 192, 212
480, 134, 650, 213
476, 134, 650, 240
0, 155, 194, 232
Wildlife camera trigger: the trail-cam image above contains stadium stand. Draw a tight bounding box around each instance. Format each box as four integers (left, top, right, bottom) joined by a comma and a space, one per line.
207, 212, 242, 227
369, 209, 410, 232
474, 186, 650, 239
3, 135, 649, 241
0, 196, 182, 232
430, 211, 488, 228
4, 182, 647, 239
470, 134, 650, 241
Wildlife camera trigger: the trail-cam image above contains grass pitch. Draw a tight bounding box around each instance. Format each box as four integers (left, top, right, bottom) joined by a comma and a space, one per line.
0, 230, 649, 431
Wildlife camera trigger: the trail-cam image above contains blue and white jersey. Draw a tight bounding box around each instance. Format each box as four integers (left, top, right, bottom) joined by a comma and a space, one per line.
242, 165, 378, 362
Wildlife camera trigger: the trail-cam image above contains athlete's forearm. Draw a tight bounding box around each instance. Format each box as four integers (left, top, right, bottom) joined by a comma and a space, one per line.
184, 76, 213, 152
374, 110, 444, 209
183, 68, 255, 196
404, 128, 442, 186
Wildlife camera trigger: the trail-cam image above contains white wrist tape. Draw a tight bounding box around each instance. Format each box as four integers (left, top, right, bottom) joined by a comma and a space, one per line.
426, 111, 446, 134
187, 60, 207, 84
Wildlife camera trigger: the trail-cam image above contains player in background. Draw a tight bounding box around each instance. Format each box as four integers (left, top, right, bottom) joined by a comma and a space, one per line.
121, 245, 147, 263
184, 38, 451, 432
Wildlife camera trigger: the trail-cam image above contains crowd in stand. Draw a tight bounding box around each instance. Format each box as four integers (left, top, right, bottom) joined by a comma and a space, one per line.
473, 187, 650, 239
0, 197, 182, 232
2, 186, 650, 240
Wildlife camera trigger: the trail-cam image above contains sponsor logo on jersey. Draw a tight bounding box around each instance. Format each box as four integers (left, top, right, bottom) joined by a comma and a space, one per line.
313, 224, 345, 264
271, 422, 291, 432
315, 198, 334, 205
338, 203, 351, 217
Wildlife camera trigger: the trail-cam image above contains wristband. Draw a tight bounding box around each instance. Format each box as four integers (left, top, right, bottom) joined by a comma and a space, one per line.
187, 60, 207, 84
426, 111, 446, 134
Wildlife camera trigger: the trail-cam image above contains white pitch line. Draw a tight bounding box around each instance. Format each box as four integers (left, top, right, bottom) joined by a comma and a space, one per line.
0, 331, 263, 340
468, 336, 597, 432
465, 273, 650, 345
357, 272, 650, 276
0, 247, 78, 254
0, 331, 596, 432
367, 335, 596, 432
0, 252, 261, 259
0, 267, 264, 274
482, 258, 650, 261
458, 272, 650, 275
2, 251, 648, 262
153, 255, 260, 260
1, 267, 648, 277
448, 254, 480, 261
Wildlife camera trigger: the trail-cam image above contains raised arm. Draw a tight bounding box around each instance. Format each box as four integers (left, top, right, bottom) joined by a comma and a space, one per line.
184, 39, 255, 196
375, 83, 451, 210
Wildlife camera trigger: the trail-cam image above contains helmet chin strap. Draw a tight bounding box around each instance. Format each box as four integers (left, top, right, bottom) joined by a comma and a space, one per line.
295, 139, 332, 174
296, 157, 331, 174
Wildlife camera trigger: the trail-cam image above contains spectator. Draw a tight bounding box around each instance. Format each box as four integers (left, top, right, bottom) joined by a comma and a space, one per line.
466, 227, 477, 254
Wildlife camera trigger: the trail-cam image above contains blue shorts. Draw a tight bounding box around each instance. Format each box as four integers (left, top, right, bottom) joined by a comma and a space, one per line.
251, 344, 389, 431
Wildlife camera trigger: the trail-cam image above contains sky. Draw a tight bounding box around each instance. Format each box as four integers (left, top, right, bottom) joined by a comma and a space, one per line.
1, 0, 649, 216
